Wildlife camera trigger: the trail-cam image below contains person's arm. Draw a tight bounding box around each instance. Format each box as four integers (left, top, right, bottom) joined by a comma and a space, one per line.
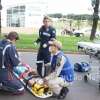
45, 55, 65, 80
50, 28, 56, 40
35, 28, 42, 44
8, 45, 21, 67
48, 28, 56, 44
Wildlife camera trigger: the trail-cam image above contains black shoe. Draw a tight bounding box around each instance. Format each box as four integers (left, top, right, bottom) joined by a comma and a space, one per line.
57, 87, 69, 99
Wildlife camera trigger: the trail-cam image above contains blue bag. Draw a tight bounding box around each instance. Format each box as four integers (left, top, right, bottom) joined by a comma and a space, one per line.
74, 62, 91, 72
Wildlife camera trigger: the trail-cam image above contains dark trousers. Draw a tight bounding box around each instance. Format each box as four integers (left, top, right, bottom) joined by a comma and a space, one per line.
0, 69, 24, 94
37, 47, 51, 77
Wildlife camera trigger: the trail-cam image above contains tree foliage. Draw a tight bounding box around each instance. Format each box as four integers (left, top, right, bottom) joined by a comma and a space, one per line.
48, 13, 63, 18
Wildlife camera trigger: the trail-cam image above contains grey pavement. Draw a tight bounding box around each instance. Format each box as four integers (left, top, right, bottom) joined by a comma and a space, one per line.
0, 52, 100, 100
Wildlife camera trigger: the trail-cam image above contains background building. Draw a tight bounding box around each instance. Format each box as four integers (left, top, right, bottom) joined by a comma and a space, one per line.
1, 0, 47, 34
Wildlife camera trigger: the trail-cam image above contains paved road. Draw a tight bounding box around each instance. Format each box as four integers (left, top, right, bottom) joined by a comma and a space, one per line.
0, 52, 100, 100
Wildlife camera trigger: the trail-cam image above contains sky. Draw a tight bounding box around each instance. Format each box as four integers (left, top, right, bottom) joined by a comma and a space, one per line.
46, 0, 92, 14
2, 0, 94, 14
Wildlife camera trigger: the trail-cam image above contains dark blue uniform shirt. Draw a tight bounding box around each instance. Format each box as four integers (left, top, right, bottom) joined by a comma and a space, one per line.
0, 40, 24, 93
0, 39, 20, 69
36, 25, 56, 47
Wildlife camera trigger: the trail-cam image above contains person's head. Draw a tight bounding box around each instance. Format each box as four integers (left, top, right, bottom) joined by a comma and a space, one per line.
43, 16, 52, 28
49, 39, 62, 54
5, 31, 19, 44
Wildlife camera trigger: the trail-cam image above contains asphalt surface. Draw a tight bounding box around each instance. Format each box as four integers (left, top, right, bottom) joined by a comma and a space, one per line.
0, 52, 100, 100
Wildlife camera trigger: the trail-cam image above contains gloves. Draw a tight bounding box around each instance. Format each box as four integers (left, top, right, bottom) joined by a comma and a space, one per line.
43, 43, 47, 48
34, 42, 37, 47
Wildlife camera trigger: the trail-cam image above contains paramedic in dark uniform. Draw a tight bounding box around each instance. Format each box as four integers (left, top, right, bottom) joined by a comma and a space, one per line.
0, 32, 24, 94
34, 16, 56, 77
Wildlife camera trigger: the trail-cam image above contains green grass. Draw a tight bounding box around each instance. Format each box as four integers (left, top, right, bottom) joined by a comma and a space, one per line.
16, 34, 38, 49
57, 35, 90, 52
0, 34, 91, 52
16, 34, 91, 52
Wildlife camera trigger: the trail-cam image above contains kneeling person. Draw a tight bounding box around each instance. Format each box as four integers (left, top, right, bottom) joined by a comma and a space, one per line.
0, 32, 24, 94
44, 39, 74, 99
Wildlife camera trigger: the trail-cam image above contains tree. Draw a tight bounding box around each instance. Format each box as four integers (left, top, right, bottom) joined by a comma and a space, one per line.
90, 0, 100, 41
48, 13, 63, 18
67, 14, 93, 20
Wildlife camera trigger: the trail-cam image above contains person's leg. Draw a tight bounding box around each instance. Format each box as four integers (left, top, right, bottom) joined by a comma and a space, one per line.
48, 79, 62, 95
48, 77, 67, 94
48, 77, 69, 98
1, 74, 25, 94
44, 63, 51, 76
57, 86, 69, 99
37, 50, 44, 77
44, 51, 51, 77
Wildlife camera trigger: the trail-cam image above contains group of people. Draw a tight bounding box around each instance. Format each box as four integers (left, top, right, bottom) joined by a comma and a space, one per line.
0, 16, 74, 99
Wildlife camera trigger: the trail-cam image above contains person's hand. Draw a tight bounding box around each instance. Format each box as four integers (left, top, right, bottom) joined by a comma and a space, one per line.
34, 42, 37, 47
44, 63, 51, 67
43, 78, 48, 85
48, 41, 53, 45
43, 43, 47, 48
28, 70, 37, 76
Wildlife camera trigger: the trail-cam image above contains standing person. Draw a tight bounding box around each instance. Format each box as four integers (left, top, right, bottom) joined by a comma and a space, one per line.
44, 39, 74, 99
0, 31, 25, 94
34, 16, 56, 77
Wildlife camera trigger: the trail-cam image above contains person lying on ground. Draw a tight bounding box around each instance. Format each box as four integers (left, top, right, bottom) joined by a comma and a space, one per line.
14, 64, 52, 96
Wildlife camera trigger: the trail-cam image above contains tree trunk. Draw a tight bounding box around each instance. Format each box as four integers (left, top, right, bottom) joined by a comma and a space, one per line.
90, 0, 100, 41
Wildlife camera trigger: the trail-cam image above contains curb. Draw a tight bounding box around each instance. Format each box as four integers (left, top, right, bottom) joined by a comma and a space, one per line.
17, 49, 37, 52
17, 49, 85, 55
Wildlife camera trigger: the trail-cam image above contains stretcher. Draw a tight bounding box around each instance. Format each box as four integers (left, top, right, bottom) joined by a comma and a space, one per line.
13, 64, 53, 98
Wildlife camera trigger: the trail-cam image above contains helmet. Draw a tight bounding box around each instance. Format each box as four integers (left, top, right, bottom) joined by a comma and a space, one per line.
32, 83, 49, 96
74, 62, 91, 72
